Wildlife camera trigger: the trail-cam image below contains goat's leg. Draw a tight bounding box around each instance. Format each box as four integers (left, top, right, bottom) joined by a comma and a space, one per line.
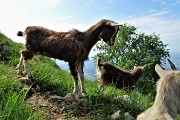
77, 62, 86, 94
23, 59, 33, 79
16, 53, 24, 75
69, 63, 82, 97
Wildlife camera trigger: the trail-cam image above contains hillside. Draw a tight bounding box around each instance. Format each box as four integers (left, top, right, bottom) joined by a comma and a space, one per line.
0, 32, 168, 120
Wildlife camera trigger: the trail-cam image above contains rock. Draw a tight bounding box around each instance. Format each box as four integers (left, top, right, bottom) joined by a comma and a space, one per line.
111, 110, 120, 119
116, 95, 141, 108
56, 117, 63, 120
39, 100, 49, 107
118, 95, 132, 102
124, 112, 135, 120
111, 110, 135, 120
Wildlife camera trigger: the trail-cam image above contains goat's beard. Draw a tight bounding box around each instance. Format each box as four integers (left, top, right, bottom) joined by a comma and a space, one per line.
100, 27, 119, 46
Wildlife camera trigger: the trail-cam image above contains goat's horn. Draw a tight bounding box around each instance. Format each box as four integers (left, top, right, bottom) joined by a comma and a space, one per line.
142, 64, 147, 69
110, 22, 122, 26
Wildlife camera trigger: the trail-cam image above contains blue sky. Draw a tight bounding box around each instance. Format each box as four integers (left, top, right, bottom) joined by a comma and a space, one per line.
0, 0, 180, 55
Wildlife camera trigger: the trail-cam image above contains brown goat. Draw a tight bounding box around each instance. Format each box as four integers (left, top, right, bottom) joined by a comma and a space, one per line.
96, 58, 146, 89
136, 64, 180, 120
16, 19, 121, 97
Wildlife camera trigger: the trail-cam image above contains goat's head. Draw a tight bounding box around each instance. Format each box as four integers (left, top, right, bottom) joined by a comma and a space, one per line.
133, 64, 147, 71
99, 19, 121, 46
96, 58, 119, 77
96, 58, 112, 89
96, 58, 106, 76
131, 65, 147, 75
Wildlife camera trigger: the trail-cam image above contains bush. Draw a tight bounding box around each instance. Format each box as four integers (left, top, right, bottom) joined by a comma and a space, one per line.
0, 32, 23, 65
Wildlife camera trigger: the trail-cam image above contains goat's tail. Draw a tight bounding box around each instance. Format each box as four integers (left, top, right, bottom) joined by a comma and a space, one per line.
17, 31, 24, 37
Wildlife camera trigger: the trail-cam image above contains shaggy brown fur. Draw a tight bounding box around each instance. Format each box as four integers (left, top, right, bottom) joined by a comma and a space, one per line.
136, 64, 180, 120
16, 19, 121, 97
96, 58, 145, 89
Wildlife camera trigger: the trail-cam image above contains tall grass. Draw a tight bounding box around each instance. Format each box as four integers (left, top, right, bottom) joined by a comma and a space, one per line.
29, 57, 74, 96
0, 63, 44, 120
0, 89, 42, 120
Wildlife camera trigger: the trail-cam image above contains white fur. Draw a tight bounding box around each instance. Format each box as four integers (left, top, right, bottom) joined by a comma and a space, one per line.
137, 64, 180, 120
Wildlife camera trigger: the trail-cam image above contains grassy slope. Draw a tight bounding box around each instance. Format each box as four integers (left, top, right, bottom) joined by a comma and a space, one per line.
0, 63, 44, 120
1, 32, 179, 120
0, 33, 44, 120
26, 57, 154, 119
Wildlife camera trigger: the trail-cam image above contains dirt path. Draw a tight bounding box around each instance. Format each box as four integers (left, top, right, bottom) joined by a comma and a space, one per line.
17, 77, 86, 120
26, 92, 84, 120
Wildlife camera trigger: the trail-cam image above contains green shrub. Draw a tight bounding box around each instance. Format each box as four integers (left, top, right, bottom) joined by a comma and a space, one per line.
0, 32, 23, 65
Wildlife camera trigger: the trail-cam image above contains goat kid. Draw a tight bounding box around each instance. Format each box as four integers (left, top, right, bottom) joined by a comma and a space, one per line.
136, 64, 180, 120
96, 58, 146, 89
16, 19, 121, 97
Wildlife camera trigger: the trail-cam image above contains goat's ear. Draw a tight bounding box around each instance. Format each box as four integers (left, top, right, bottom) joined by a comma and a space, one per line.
155, 64, 166, 77
96, 57, 101, 62
96, 57, 103, 67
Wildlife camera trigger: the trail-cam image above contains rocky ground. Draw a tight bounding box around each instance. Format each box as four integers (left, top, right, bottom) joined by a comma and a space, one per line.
17, 77, 92, 120
26, 93, 77, 120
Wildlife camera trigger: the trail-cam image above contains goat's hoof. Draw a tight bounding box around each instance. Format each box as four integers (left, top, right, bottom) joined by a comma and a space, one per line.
17, 71, 22, 75
17, 70, 24, 76
75, 94, 83, 99
16, 77, 32, 84
22, 71, 27, 75
64, 93, 84, 101
28, 76, 34, 80
16, 77, 29, 82
72, 92, 83, 99
15, 65, 20, 69
27, 75, 34, 80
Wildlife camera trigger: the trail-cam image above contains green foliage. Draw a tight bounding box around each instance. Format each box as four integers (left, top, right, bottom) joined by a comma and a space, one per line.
96, 24, 170, 94
0, 63, 43, 120
0, 32, 23, 65
177, 115, 180, 120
